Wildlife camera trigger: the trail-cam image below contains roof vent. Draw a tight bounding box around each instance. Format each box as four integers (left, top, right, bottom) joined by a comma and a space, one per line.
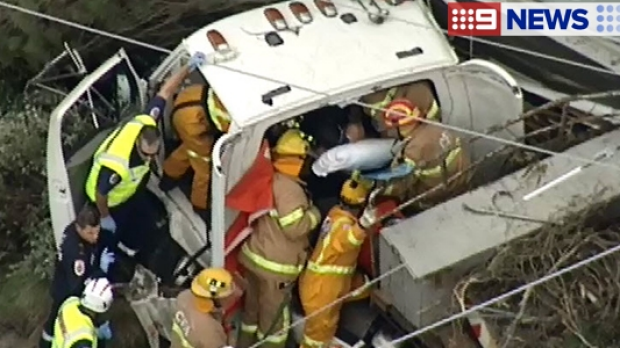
314, 0, 338, 17
265, 8, 288, 31
290, 2, 313, 23
206, 30, 238, 62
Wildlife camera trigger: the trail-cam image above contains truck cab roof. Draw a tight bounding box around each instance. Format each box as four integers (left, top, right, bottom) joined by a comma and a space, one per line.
183, 0, 458, 129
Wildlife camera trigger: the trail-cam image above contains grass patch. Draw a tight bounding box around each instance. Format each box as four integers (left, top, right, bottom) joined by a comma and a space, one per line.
0, 268, 148, 347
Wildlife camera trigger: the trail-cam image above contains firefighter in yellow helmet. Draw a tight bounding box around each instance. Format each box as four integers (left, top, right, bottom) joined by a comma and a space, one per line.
160, 85, 231, 222
171, 268, 236, 348
363, 99, 470, 217
346, 81, 440, 141
299, 178, 373, 348
238, 128, 322, 348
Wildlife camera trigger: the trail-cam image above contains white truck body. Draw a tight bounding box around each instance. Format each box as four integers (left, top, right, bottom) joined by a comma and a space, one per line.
46, 1, 531, 346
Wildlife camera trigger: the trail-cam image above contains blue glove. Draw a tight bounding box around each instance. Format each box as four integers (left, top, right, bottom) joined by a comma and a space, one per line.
96, 321, 113, 340
360, 163, 414, 182
188, 52, 206, 71
99, 248, 116, 273
100, 215, 116, 233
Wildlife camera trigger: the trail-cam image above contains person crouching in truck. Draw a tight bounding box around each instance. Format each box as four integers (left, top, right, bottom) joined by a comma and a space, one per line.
346, 80, 440, 141
299, 178, 373, 348
40, 205, 115, 348
158, 83, 231, 224
238, 128, 322, 348
375, 99, 470, 212
171, 268, 237, 348
84, 52, 206, 260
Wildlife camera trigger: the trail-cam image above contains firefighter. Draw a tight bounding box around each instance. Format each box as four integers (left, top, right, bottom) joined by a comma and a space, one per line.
238, 128, 322, 348
171, 268, 236, 348
373, 99, 470, 211
85, 52, 207, 258
299, 178, 373, 348
347, 81, 440, 141
51, 277, 115, 348
159, 84, 231, 222
40, 205, 115, 348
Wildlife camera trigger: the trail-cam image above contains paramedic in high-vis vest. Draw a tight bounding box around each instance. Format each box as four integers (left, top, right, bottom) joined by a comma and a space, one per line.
299, 178, 373, 348
374, 99, 470, 211
238, 129, 322, 348
159, 84, 231, 221
84, 52, 207, 258
51, 277, 114, 348
346, 81, 440, 141
40, 205, 114, 348
171, 268, 236, 348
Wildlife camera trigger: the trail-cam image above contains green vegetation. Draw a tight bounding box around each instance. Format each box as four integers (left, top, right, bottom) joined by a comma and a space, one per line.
0, 0, 279, 344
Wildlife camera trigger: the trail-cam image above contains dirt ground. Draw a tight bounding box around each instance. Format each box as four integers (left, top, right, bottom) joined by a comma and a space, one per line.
1, 332, 30, 346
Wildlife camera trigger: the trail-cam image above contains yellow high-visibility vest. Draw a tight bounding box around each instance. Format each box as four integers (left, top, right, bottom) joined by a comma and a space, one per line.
85, 115, 156, 207
51, 297, 97, 348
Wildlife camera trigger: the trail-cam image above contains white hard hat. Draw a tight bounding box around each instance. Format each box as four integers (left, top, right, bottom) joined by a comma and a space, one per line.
81, 278, 113, 313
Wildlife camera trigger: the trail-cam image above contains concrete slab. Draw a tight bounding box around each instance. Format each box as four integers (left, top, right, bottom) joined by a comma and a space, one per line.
378, 128, 620, 327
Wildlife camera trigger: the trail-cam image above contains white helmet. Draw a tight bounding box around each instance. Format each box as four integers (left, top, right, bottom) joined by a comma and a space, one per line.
81, 278, 113, 313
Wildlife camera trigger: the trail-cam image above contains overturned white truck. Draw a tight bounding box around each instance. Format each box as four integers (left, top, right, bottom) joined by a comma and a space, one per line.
45, 0, 620, 347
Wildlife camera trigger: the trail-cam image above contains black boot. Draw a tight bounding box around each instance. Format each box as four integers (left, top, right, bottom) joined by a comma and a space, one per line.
158, 174, 178, 192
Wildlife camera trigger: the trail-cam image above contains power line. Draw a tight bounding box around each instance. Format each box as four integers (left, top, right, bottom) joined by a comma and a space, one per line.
247, 263, 408, 348
3, 0, 620, 173
6, 2, 620, 345
329, 0, 620, 77
0, 1, 172, 54
386, 239, 620, 346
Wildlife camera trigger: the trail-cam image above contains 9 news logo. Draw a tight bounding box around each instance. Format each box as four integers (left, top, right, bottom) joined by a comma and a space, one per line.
447, 3, 501, 36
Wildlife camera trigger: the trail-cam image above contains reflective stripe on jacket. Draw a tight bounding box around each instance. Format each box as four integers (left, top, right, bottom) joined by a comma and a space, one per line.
384, 124, 470, 199
85, 115, 156, 207
52, 297, 97, 348
363, 81, 440, 131
206, 88, 231, 133
240, 172, 321, 278
170, 289, 228, 348
306, 207, 366, 276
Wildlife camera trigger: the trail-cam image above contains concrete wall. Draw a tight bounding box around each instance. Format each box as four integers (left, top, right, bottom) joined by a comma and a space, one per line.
378, 128, 620, 328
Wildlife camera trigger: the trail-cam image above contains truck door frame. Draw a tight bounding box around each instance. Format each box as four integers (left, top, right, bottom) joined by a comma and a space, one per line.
47, 49, 145, 248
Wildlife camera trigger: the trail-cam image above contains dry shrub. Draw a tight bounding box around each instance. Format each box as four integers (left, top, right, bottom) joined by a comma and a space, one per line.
455, 193, 620, 347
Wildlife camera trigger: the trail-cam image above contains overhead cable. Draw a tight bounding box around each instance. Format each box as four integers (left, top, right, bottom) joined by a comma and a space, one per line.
330, 0, 620, 77
247, 263, 408, 348
7, 1, 620, 346
4, 0, 620, 172
386, 240, 620, 346
0, 1, 172, 54
3, 0, 618, 78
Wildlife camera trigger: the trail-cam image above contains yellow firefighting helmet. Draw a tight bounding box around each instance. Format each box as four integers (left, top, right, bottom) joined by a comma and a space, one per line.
340, 179, 371, 206
383, 99, 422, 129
191, 268, 235, 299
272, 128, 314, 177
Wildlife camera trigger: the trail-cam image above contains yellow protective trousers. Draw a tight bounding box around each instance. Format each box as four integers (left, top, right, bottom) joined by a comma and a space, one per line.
298, 272, 369, 348
163, 105, 214, 210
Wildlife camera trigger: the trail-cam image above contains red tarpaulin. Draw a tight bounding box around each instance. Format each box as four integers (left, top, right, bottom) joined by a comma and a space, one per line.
221, 141, 274, 327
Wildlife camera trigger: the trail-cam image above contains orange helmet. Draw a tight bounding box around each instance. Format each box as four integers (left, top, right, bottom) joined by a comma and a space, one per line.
382, 99, 423, 129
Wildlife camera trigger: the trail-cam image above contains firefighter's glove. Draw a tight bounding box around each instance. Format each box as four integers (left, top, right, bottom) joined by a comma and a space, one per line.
100, 216, 116, 234
359, 205, 378, 230
188, 52, 207, 71
97, 321, 113, 340
100, 248, 116, 273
